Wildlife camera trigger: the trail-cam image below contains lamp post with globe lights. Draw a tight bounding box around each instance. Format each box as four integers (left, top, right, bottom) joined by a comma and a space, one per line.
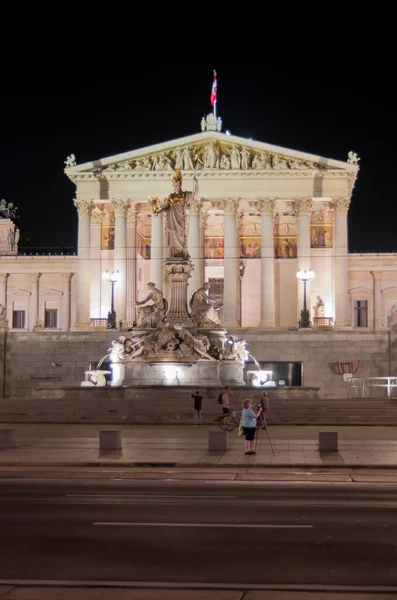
102, 270, 119, 329
296, 268, 315, 328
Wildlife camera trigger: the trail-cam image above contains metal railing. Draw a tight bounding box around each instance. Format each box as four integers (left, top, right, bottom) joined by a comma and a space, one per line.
90, 318, 108, 328
313, 317, 334, 327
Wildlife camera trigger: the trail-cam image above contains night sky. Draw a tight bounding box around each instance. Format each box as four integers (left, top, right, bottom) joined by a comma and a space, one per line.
1, 52, 394, 254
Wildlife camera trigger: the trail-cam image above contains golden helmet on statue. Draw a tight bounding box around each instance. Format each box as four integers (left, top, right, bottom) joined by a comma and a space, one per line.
172, 169, 183, 184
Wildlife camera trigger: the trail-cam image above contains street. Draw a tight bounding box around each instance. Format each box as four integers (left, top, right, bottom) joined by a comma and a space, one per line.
0, 477, 396, 587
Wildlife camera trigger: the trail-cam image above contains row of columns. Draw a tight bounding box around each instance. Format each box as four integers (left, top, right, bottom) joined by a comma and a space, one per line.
0, 272, 72, 331
74, 195, 352, 330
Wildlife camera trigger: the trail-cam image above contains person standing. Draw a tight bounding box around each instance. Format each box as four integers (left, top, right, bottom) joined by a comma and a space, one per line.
241, 398, 262, 455
222, 386, 232, 416
191, 390, 203, 426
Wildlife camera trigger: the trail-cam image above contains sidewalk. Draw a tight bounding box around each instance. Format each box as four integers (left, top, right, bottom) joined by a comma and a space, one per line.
1, 424, 397, 468
1, 582, 397, 599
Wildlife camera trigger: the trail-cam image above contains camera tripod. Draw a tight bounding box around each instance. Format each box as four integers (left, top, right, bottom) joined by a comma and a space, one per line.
255, 411, 274, 455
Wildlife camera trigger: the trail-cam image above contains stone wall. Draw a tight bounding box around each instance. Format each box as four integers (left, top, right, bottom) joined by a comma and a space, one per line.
1, 328, 397, 399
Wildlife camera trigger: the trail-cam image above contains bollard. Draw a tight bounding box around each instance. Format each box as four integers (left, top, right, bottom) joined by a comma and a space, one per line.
208, 431, 228, 451
99, 430, 122, 451
318, 431, 338, 452
0, 429, 15, 449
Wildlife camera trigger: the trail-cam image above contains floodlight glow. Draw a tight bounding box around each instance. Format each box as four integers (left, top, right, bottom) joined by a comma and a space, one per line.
296, 268, 315, 281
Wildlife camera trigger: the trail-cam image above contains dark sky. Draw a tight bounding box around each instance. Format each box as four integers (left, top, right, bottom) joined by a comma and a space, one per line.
0, 44, 395, 254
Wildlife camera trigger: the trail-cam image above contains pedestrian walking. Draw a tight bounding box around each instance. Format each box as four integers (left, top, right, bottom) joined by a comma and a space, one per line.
191, 390, 203, 426
241, 398, 262, 455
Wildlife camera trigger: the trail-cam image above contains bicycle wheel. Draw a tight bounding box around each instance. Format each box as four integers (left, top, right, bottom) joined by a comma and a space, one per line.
220, 416, 235, 432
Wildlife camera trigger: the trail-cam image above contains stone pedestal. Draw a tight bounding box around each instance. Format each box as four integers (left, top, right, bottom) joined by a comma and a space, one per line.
208, 431, 228, 451
123, 361, 221, 386
165, 257, 193, 327
99, 430, 122, 451
220, 362, 245, 386
318, 431, 338, 452
0, 429, 15, 449
0, 219, 17, 255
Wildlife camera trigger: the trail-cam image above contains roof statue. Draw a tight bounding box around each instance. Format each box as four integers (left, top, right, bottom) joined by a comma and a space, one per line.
200, 113, 222, 132
64, 154, 76, 168
0, 199, 18, 220
347, 151, 360, 165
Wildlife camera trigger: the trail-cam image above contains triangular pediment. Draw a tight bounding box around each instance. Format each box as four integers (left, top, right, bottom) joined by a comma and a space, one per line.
42, 288, 63, 297
65, 131, 358, 178
11, 288, 31, 297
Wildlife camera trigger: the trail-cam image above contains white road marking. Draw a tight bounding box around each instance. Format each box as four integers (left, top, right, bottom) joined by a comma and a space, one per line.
92, 522, 313, 529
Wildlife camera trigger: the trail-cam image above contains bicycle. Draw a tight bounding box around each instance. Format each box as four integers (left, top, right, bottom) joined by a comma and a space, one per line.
218, 408, 241, 431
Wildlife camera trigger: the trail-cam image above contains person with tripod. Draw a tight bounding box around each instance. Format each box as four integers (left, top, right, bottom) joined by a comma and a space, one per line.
257, 390, 269, 429
241, 398, 262, 455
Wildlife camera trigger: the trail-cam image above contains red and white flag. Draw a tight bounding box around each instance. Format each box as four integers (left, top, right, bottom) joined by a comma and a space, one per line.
210, 70, 217, 106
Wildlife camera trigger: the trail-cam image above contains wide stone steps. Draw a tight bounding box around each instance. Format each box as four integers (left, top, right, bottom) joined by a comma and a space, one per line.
0, 395, 397, 425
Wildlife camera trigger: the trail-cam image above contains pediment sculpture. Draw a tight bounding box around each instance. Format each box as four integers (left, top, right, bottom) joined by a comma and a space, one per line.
101, 142, 325, 174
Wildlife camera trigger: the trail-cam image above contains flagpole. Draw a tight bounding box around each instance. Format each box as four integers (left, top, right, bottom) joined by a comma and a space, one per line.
212, 70, 217, 120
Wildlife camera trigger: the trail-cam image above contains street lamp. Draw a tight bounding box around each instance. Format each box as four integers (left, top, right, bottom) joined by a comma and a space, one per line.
102, 270, 119, 329
296, 268, 315, 328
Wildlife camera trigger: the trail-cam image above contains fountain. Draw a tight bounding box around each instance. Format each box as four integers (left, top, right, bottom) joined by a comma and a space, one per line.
246, 353, 276, 388
84, 171, 251, 388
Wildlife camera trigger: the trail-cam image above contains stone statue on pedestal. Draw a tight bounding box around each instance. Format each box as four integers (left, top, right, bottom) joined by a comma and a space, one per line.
0, 303, 7, 328
136, 282, 168, 328
313, 295, 325, 319
390, 302, 397, 326
189, 282, 222, 328
149, 170, 198, 258
0, 200, 18, 220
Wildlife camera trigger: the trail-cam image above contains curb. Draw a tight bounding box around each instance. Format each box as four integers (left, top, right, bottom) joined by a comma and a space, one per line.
1, 461, 397, 469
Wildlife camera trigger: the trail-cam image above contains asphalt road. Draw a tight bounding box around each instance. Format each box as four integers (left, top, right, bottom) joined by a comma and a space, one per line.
0, 478, 396, 586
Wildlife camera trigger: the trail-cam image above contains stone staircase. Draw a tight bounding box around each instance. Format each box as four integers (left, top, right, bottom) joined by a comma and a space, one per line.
0, 390, 397, 425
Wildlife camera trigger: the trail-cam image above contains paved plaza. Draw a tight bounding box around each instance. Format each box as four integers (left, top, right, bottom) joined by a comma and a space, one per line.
1, 424, 397, 469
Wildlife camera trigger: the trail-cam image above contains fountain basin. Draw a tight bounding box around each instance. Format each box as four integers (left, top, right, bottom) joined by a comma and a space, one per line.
123, 361, 222, 386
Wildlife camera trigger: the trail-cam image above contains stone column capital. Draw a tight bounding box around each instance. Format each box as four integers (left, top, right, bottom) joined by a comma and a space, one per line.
62, 273, 73, 283
74, 199, 93, 217
30, 272, 41, 283
332, 197, 351, 214
223, 198, 240, 215
258, 198, 276, 215
371, 271, 382, 281
294, 198, 313, 215
127, 203, 138, 225
0, 273, 9, 283
189, 197, 203, 216
112, 198, 130, 217
91, 209, 104, 225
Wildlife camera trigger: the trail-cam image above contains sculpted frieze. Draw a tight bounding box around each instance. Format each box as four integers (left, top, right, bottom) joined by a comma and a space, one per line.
100, 142, 327, 174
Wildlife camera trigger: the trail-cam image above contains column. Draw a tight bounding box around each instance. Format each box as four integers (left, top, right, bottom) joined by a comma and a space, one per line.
295, 198, 312, 325
333, 197, 350, 328
150, 211, 164, 290
126, 204, 138, 324
61, 273, 72, 332
29, 273, 40, 331
259, 198, 276, 328
187, 197, 203, 298
223, 198, 239, 327
73, 199, 93, 329
198, 208, 206, 284
113, 199, 129, 324
90, 209, 102, 318
372, 271, 382, 330
0, 273, 7, 308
